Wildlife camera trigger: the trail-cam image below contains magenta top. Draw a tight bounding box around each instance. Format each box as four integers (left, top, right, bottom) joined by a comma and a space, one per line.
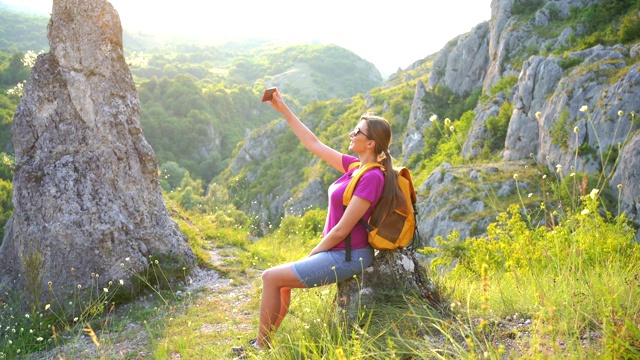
323, 155, 384, 250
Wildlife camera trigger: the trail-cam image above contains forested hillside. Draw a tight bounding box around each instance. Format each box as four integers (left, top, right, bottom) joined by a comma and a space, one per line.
0, 3, 383, 222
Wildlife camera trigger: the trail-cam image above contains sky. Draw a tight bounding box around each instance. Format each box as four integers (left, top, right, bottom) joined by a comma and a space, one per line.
2, 0, 493, 76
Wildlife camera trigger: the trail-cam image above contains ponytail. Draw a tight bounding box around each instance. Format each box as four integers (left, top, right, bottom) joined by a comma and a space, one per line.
369, 150, 406, 227
360, 115, 406, 227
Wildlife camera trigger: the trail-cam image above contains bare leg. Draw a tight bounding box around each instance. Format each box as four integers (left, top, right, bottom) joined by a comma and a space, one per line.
257, 264, 305, 348
274, 287, 292, 331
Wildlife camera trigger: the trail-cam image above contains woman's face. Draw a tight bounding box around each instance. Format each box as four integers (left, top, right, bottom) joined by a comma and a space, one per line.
348, 120, 371, 152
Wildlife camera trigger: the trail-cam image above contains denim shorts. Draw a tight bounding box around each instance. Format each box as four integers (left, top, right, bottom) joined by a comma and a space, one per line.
291, 246, 375, 288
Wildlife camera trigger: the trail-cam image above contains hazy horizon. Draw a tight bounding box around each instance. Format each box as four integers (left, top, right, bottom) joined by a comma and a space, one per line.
1, 0, 493, 77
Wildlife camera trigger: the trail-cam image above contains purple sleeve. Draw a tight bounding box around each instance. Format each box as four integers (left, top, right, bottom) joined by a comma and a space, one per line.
353, 167, 384, 205
342, 155, 359, 172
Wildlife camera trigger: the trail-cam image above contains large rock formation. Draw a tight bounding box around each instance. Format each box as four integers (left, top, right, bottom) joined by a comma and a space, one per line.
426, 21, 490, 95
427, 0, 640, 238
0, 0, 195, 308
402, 80, 430, 163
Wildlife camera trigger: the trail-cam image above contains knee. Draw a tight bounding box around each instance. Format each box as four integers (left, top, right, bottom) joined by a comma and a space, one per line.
261, 267, 277, 286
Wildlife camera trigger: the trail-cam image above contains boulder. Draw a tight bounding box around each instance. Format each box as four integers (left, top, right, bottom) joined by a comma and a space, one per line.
0, 0, 195, 309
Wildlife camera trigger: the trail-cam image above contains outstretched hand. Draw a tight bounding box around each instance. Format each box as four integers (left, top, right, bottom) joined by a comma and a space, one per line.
267, 89, 287, 113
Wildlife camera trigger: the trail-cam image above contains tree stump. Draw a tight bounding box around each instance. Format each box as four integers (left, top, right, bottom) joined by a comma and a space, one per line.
336, 248, 437, 319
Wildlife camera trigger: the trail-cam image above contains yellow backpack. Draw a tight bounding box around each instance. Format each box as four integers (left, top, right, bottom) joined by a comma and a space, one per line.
342, 162, 419, 260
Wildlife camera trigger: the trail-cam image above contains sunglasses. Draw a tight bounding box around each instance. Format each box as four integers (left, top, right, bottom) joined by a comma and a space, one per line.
352, 126, 370, 139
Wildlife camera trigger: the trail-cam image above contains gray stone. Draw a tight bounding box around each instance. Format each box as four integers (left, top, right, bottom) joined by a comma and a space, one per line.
0, 0, 195, 309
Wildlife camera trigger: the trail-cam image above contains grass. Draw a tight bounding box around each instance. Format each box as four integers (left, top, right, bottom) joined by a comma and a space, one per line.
4, 168, 639, 359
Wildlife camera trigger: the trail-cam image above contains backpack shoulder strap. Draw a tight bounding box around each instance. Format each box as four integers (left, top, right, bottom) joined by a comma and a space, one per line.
342, 162, 383, 207
342, 161, 381, 262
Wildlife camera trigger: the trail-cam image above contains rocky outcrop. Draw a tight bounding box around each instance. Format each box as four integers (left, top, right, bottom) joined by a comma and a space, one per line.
459, 43, 640, 238
483, 0, 598, 91
0, 0, 195, 309
426, 21, 490, 95
502, 55, 564, 161
415, 161, 532, 246
611, 132, 640, 238
461, 92, 507, 159
427, 0, 640, 238
402, 80, 430, 163
547, 57, 635, 173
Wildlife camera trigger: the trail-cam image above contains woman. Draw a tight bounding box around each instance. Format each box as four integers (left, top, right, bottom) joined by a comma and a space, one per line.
242, 89, 404, 352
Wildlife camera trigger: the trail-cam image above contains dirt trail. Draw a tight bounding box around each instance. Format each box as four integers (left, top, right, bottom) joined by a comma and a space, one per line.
29, 248, 256, 360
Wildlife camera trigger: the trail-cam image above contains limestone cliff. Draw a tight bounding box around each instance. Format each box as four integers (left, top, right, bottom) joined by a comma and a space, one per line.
0, 0, 195, 308
409, 0, 640, 240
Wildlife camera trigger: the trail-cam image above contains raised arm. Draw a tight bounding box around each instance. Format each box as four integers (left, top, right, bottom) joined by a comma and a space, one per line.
266, 89, 344, 172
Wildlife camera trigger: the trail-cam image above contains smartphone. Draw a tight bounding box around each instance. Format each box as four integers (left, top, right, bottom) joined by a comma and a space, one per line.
262, 87, 277, 102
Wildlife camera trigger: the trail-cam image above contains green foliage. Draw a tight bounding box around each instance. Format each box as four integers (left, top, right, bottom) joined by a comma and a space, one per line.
0, 51, 31, 87
139, 75, 263, 183
485, 100, 513, 152
558, 55, 583, 70
511, 0, 544, 16
277, 209, 325, 243
0, 6, 48, 51
550, 109, 572, 149
159, 161, 187, 191
423, 196, 639, 358
619, 11, 640, 42
0, 178, 12, 243
408, 87, 481, 173
417, 110, 475, 171
568, 0, 640, 48
489, 75, 518, 98
422, 84, 481, 123
429, 201, 637, 276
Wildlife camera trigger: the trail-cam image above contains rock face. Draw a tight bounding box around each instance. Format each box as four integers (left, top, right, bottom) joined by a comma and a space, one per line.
402, 80, 431, 163
428, 0, 640, 237
611, 132, 640, 232
0, 0, 195, 308
426, 21, 490, 95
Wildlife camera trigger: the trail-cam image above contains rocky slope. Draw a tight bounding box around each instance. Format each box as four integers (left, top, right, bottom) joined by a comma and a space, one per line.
402, 0, 640, 242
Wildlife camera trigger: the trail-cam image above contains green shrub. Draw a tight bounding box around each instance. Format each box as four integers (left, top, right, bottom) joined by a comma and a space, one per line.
619, 11, 640, 42
550, 109, 572, 149
489, 75, 519, 97
486, 101, 513, 152
512, 0, 544, 16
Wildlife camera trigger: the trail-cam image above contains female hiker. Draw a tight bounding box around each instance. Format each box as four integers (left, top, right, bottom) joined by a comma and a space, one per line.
236, 88, 404, 353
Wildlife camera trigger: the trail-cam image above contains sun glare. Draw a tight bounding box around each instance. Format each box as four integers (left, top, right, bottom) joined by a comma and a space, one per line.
4, 0, 492, 75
